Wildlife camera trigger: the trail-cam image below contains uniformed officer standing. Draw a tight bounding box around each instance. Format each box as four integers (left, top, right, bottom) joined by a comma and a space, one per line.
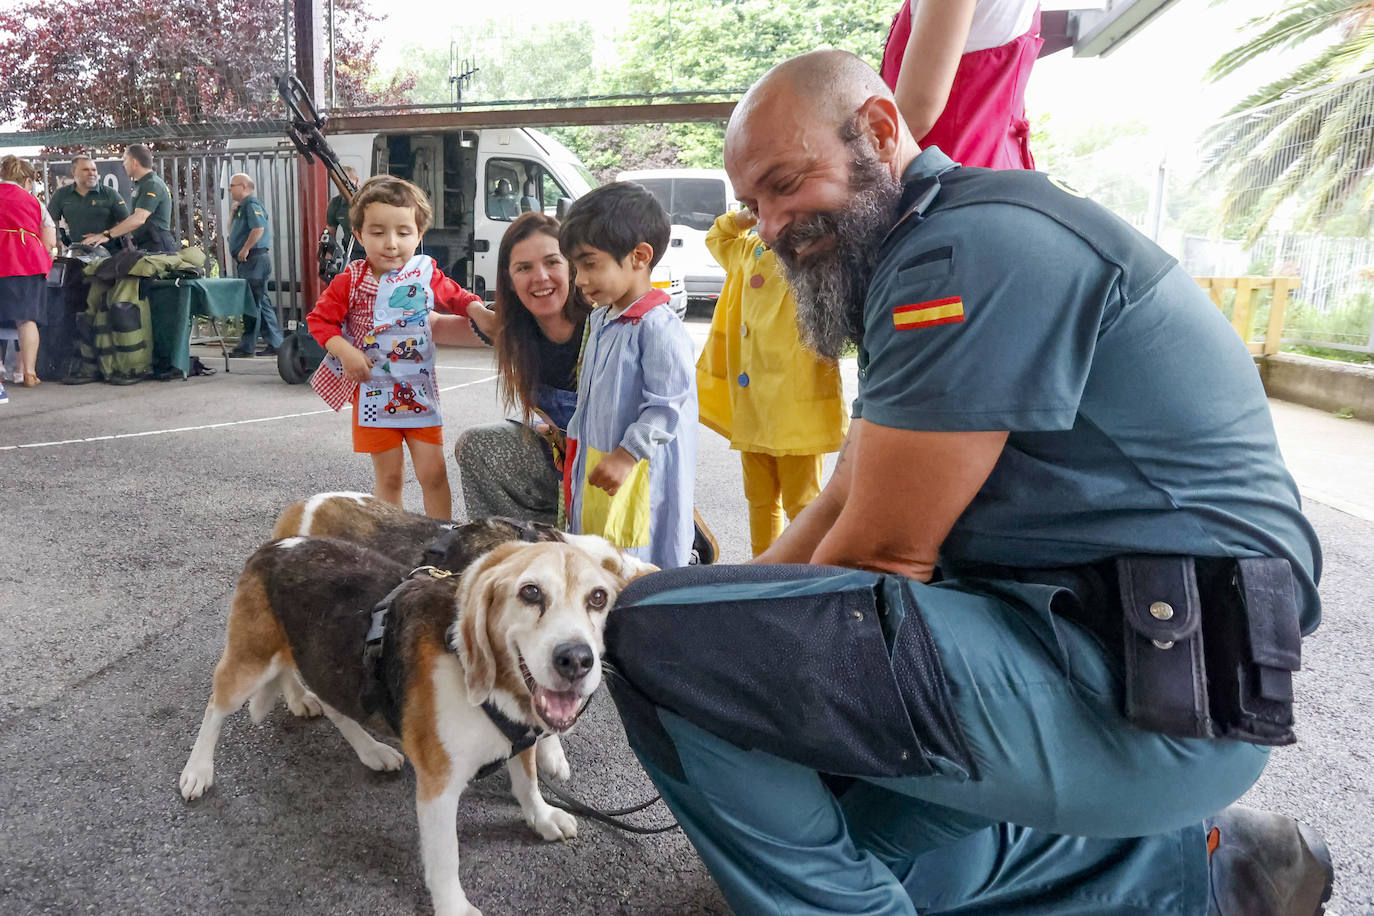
325, 165, 359, 246
226, 173, 281, 357
606, 51, 1333, 916
47, 155, 129, 248
84, 144, 177, 253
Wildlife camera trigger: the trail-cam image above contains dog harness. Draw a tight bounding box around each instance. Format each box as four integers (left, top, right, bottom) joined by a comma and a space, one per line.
361, 564, 542, 779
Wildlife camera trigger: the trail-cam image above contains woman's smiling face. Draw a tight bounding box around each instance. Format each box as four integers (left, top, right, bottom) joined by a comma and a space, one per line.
508, 232, 570, 320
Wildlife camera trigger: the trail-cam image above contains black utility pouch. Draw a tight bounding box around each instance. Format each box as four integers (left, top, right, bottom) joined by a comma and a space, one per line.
1199, 557, 1301, 746
1116, 555, 1214, 739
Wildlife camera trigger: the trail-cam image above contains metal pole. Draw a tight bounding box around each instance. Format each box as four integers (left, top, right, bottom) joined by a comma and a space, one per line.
328, 0, 336, 113
1148, 155, 1167, 243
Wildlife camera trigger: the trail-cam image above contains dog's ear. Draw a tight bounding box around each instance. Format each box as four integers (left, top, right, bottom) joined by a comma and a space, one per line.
456, 558, 499, 706
421, 527, 463, 572
453, 542, 528, 706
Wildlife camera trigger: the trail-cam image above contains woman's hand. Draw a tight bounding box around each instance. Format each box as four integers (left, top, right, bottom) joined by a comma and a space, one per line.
468, 302, 497, 340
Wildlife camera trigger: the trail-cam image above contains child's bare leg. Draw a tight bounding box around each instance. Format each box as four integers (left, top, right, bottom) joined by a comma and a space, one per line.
408, 439, 452, 520
371, 446, 406, 507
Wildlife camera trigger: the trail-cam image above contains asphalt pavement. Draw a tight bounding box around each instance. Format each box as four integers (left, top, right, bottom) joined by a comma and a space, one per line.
0, 323, 1370, 915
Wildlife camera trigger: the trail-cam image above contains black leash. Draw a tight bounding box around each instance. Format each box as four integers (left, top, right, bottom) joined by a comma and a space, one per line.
537, 775, 679, 835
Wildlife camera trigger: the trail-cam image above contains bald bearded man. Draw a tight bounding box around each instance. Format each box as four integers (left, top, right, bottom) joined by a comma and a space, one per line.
605, 51, 1330, 915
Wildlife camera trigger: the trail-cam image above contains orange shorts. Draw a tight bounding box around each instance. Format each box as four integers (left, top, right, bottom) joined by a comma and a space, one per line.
351, 401, 443, 453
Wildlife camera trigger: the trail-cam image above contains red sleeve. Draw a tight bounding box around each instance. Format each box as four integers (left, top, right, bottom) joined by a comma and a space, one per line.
430, 267, 480, 318
307, 272, 353, 348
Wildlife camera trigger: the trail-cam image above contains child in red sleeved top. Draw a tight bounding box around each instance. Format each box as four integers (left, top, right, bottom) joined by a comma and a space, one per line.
307, 175, 481, 519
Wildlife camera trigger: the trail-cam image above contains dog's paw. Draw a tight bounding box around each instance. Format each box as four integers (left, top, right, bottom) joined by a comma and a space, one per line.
356, 739, 405, 772
536, 736, 571, 782
531, 806, 577, 842
179, 761, 213, 801
287, 689, 323, 718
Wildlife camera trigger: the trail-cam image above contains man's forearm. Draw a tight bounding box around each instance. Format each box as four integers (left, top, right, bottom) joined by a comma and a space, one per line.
753, 422, 860, 564
99, 208, 150, 240
753, 487, 845, 564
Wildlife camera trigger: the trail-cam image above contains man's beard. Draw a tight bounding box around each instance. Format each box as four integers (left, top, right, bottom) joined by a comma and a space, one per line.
772, 149, 903, 360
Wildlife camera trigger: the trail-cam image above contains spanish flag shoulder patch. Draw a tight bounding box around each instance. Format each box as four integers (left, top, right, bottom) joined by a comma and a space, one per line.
892, 296, 964, 331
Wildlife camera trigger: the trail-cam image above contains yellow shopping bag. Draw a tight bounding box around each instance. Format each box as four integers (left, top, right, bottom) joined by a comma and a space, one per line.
580, 446, 652, 549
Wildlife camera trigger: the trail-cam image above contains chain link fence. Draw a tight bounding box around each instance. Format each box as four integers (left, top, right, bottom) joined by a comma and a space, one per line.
1042, 73, 1374, 357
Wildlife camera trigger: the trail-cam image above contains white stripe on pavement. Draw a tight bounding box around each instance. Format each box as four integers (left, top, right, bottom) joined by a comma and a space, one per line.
0, 374, 499, 452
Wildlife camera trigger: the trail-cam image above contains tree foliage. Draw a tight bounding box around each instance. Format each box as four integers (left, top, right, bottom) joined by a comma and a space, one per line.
1202, 1, 1374, 241
592, 0, 897, 171
0, 0, 409, 136
391, 0, 897, 177
403, 20, 598, 106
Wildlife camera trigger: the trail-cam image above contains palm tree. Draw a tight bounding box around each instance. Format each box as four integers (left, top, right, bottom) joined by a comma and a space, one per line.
1201, 1, 1374, 242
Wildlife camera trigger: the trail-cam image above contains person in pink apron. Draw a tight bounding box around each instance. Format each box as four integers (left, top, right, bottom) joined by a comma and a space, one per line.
307, 176, 480, 519
881, 0, 1043, 170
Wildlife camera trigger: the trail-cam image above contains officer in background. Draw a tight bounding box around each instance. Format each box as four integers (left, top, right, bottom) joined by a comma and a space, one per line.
226, 173, 281, 357
325, 165, 359, 246
84, 144, 177, 253
47, 155, 129, 248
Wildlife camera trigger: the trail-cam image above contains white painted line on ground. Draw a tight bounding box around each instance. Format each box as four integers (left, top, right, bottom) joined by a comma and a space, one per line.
0, 374, 499, 452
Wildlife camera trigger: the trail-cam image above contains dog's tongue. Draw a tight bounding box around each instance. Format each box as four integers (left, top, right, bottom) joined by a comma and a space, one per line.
534, 686, 582, 730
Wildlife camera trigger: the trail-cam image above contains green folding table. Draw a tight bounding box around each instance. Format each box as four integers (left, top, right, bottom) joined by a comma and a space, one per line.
146, 278, 256, 377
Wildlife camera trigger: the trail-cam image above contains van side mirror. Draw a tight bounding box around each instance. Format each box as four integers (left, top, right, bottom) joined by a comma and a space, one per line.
556, 197, 572, 220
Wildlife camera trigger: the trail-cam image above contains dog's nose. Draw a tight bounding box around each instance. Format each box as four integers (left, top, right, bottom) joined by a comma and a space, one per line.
552, 642, 595, 682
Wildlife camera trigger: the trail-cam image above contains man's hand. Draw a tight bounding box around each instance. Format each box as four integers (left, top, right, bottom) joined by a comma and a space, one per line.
588, 447, 638, 496
468, 302, 497, 340
237, 247, 250, 263
335, 342, 373, 383
731, 209, 758, 232
81, 233, 107, 247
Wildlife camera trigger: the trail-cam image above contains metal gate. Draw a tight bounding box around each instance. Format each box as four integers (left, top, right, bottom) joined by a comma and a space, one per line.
153, 146, 306, 324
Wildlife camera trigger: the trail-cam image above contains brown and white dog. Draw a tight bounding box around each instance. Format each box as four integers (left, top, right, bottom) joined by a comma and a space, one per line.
179, 510, 654, 916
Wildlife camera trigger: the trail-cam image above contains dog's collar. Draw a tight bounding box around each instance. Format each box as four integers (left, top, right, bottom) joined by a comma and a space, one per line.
363, 565, 453, 660
361, 564, 543, 778
362, 566, 455, 731
475, 700, 543, 780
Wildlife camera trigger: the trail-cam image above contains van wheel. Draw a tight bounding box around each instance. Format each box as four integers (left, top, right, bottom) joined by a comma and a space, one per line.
277, 333, 309, 384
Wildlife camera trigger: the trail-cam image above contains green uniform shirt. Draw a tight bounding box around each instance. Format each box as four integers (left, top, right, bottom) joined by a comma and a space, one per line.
326, 193, 351, 240
229, 193, 271, 253
47, 183, 129, 245
130, 170, 173, 247
856, 147, 1322, 631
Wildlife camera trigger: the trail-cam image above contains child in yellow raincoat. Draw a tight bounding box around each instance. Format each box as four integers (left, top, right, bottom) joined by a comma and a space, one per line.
697, 209, 848, 556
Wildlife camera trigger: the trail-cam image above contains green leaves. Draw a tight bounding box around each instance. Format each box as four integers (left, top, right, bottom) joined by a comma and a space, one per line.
1204, 0, 1374, 239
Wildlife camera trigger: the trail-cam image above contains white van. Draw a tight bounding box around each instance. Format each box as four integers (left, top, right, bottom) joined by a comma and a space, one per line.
230, 128, 684, 313
617, 168, 737, 309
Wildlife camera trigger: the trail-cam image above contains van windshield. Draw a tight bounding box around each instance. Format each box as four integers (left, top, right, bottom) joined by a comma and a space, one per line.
634, 178, 726, 231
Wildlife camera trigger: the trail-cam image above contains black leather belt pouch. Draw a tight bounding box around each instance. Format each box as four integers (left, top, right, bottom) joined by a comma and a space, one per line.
1116, 555, 1214, 739
1198, 557, 1301, 746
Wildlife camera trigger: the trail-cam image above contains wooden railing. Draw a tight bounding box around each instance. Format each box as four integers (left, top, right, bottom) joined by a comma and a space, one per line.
1194, 276, 1301, 356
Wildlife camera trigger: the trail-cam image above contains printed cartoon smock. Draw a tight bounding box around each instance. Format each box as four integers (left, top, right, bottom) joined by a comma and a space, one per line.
563, 290, 697, 570
306, 256, 478, 421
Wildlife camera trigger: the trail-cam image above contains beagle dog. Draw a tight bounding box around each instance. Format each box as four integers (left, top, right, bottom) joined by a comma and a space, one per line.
178, 529, 654, 916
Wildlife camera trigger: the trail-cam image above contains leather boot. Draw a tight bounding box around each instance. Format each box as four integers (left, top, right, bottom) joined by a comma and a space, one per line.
1206, 804, 1333, 915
